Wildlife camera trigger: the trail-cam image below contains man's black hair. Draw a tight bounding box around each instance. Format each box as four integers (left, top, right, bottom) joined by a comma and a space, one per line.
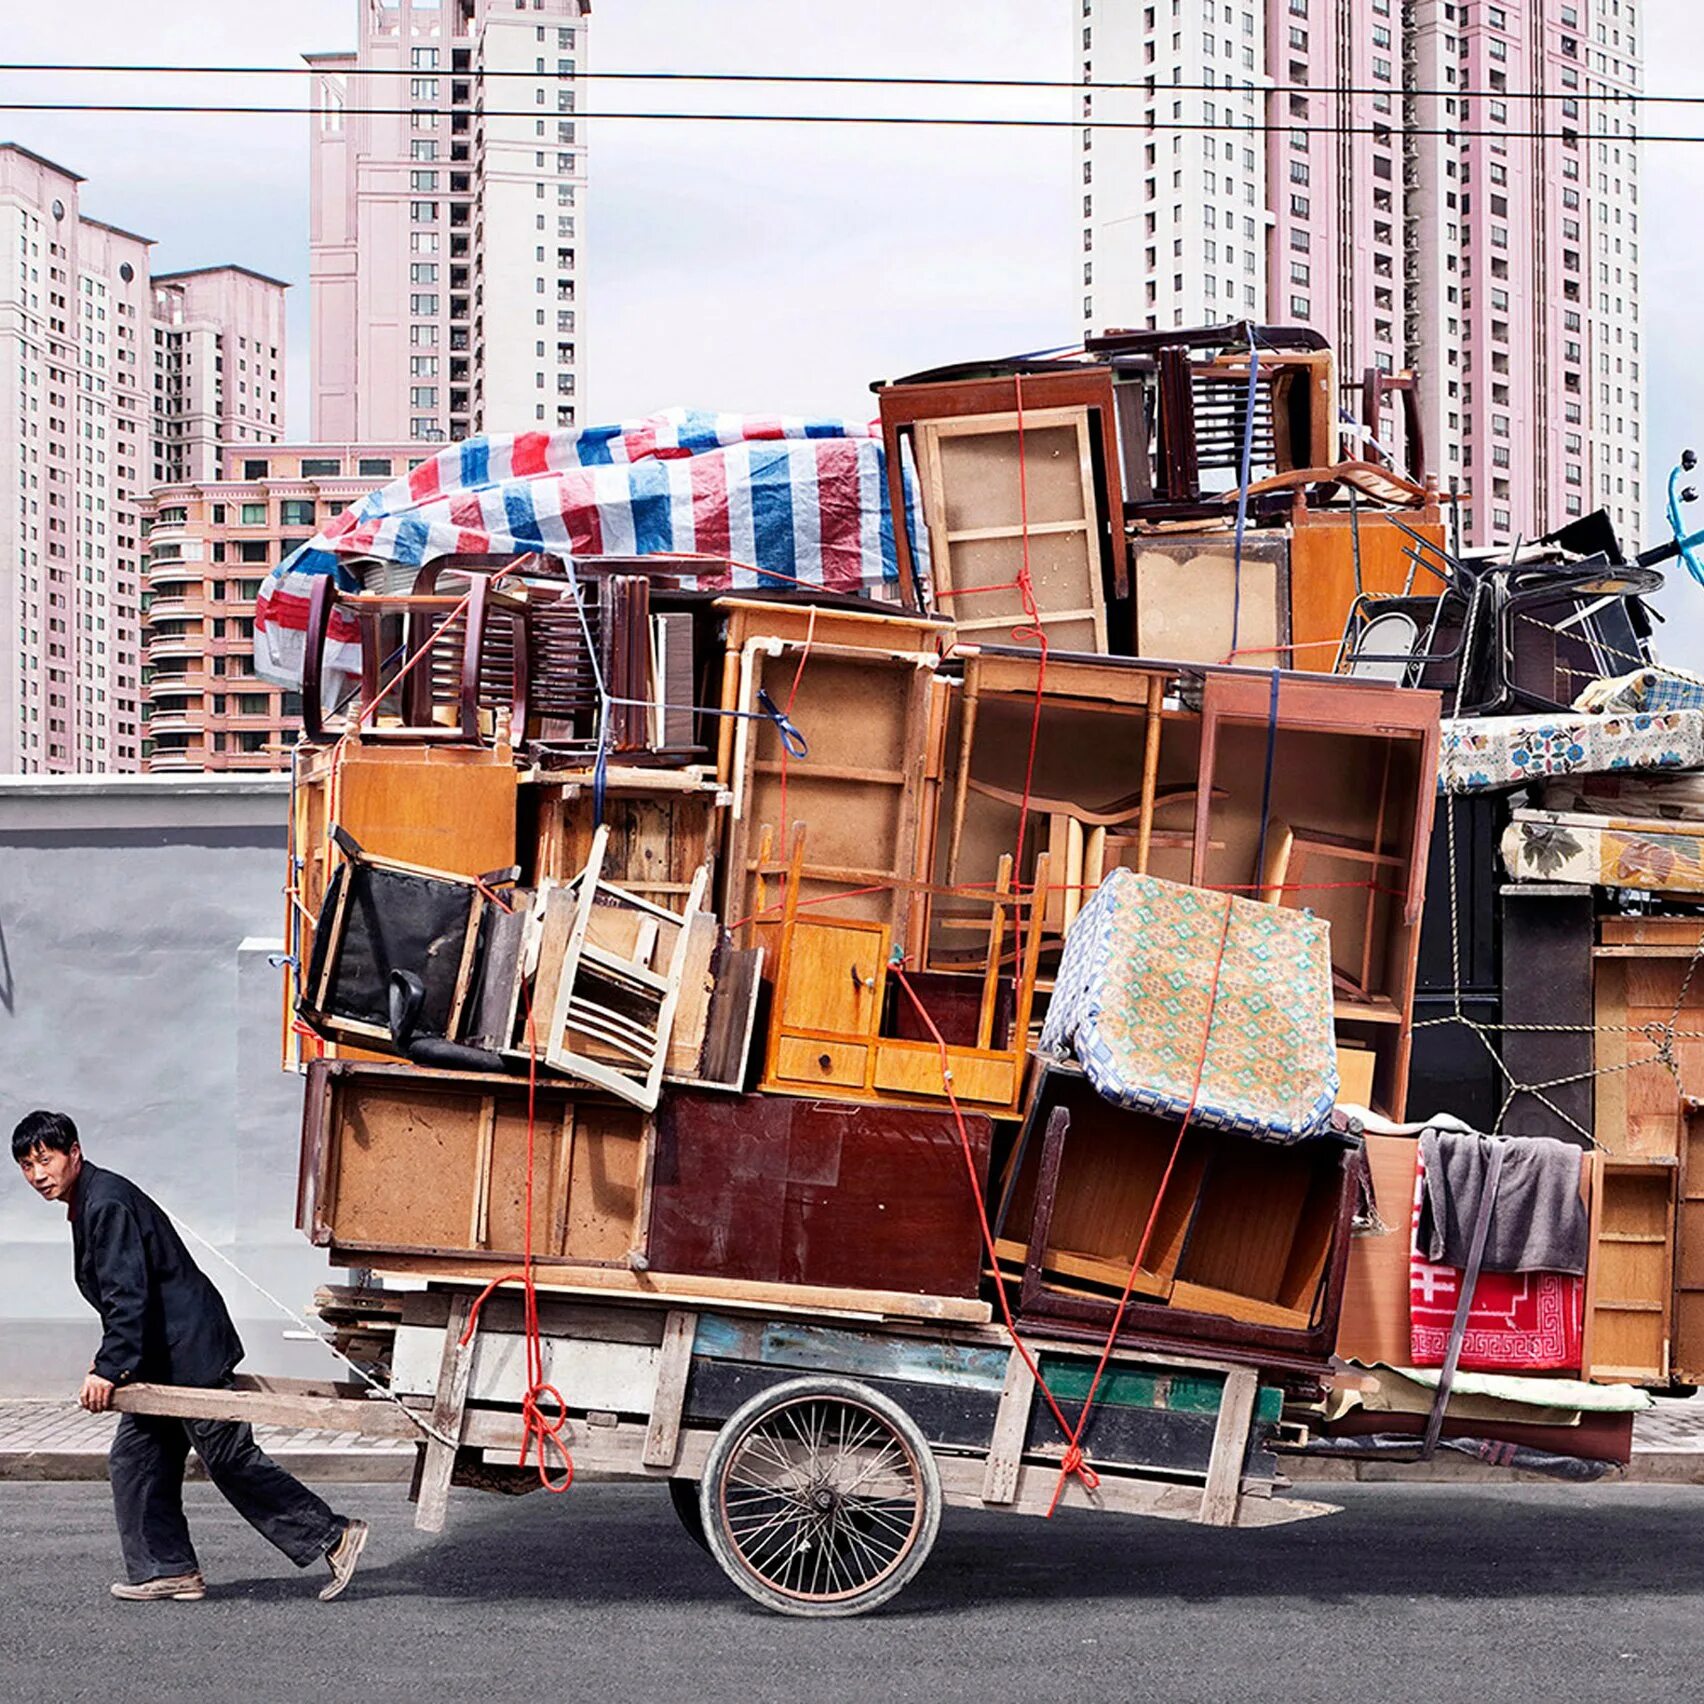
12, 1110, 80, 1163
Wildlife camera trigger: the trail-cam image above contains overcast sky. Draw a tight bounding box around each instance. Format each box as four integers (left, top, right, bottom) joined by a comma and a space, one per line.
1, 0, 1701, 558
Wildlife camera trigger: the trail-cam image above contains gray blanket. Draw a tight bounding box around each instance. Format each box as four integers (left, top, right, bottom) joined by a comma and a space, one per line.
1417, 1128, 1589, 1276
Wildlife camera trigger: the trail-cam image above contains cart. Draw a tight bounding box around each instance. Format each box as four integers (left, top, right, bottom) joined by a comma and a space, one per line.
110, 1280, 1338, 1618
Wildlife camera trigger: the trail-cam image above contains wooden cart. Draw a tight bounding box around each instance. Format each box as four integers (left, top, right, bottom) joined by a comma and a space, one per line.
111, 1281, 1337, 1619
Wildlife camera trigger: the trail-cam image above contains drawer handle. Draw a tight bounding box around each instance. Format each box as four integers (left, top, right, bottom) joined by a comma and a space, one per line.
817, 1053, 833, 1072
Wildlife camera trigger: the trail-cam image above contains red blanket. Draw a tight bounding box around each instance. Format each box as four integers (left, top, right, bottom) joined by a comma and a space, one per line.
1408, 1153, 1584, 1372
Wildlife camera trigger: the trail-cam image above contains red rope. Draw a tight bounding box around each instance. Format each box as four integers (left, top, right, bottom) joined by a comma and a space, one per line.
887, 966, 1098, 1501
774, 605, 818, 847
457, 970, 574, 1494
1008, 374, 1050, 880
1041, 890, 1237, 1514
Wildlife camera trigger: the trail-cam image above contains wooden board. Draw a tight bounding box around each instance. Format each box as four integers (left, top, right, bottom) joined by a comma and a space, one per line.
298, 1061, 651, 1269
1133, 536, 1288, 670
358, 1251, 993, 1324
1675, 1105, 1704, 1383
647, 1090, 994, 1299
1584, 1157, 1677, 1384
1287, 503, 1448, 675
1334, 1133, 1418, 1368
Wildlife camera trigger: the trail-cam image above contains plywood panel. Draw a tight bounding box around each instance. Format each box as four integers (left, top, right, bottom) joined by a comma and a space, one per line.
1288, 508, 1447, 675
1335, 1133, 1418, 1367
917, 408, 1108, 651
1134, 538, 1287, 670
1586, 1159, 1675, 1384
306, 1063, 649, 1268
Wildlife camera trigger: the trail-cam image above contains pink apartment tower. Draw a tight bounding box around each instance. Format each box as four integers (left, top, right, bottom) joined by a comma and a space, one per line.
1081, 0, 1643, 549
307, 0, 591, 445
0, 143, 286, 773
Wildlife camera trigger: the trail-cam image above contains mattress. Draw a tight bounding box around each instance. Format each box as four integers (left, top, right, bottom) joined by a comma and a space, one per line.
1438, 708, 1704, 795
1501, 807, 1704, 896
1040, 868, 1339, 1143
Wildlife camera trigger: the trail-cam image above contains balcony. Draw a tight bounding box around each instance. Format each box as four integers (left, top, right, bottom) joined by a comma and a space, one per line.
148, 563, 202, 591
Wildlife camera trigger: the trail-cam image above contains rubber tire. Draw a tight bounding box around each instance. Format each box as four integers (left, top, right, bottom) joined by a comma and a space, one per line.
697, 1375, 942, 1619
668, 1477, 711, 1552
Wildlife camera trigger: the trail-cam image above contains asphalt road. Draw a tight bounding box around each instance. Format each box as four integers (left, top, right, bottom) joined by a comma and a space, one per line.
1, 1480, 1699, 1704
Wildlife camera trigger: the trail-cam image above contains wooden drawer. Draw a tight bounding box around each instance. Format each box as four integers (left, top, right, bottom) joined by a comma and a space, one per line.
774, 1035, 870, 1089
873, 1043, 1017, 1108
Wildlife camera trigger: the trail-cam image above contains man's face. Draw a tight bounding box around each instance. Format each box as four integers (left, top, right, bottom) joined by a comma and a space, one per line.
17, 1142, 81, 1204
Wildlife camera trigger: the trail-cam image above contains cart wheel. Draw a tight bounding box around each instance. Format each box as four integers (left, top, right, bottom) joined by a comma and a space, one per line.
697, 1376, 941, 1618
668, 1477, 710, 1552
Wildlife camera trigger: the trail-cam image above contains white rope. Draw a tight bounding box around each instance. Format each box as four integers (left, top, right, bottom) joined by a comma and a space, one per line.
160, 1205, 459, 1451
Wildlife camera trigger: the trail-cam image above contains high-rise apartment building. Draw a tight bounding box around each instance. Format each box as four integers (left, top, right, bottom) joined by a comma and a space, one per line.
151, 267, 288, 487
0, 143, 290, 774
1078, 0, 1643, 548
141, 442, 424, 771
307, 0, 591, 446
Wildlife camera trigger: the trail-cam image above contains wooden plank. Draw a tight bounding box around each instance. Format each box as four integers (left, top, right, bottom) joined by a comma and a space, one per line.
1199, 1365, 1258, 1527
414, 1291, 476, 1534
361, 1253, 994, 1324
111, 1382, 420, 1441
642, 1309, 697, 1469
980, 1350, 1036, 1505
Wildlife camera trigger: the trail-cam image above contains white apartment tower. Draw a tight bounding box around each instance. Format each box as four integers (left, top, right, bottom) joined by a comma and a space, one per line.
307, 0, 592, 445
1080, 2, 1272, 336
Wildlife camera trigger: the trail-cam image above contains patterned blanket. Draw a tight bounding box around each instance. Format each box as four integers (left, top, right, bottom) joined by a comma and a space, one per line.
1041, 869, 1339, 1142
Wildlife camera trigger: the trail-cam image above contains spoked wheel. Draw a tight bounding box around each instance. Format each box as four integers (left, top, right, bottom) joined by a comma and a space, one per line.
698, 1376, 941, 1618
667, 1477, 710, 1552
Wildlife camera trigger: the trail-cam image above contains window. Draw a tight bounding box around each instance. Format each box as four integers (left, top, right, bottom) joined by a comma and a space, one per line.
357, 457, 393, 479
279, 500, 315, 528
409, 201, 437, 222
239, 502, 266, 525
409, 294, 439, 316
242, 459, 267, 480
409, 170, 439, 191
411, 386, 439, 408
409, 263, 438, 284
236, 694, 270, 716
238, 541, 269, 564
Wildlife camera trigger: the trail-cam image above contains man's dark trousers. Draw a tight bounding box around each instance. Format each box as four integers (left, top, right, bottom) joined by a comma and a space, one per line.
111, 1399, 344, 1583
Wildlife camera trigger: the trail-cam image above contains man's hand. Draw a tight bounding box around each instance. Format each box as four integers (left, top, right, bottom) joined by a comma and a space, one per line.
79, 1373, 115, 1413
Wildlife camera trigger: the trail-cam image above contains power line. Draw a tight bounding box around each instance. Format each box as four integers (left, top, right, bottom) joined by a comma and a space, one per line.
0, 101, 1674, 141
0, 63, 1674, 105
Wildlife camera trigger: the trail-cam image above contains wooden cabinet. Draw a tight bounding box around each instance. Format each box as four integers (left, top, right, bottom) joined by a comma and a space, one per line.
298, 1062, 651, 1270
647, 1090, 994, 1298
1583, 1156, 1677, 1385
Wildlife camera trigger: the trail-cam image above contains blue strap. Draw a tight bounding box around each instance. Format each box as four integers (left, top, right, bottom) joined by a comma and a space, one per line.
1255, 667, 1281, 876
1230, 321, 1262, 658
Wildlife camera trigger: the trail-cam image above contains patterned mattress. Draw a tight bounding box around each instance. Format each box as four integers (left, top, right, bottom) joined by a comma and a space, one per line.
1040, 868, 1339, 1143
1438, 708, 1704, 795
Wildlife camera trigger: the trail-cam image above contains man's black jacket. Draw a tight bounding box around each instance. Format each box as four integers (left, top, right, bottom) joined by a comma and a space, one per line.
70, 1162, 244, 1387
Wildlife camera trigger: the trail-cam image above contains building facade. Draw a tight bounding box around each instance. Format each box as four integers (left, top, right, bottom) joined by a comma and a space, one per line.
1078, 0, 1643, 548
307, 0, 591, 446
0, 145, 154, 773
151, 266, 288, 488
141, 442, 425, 771
0, 144, 291, 774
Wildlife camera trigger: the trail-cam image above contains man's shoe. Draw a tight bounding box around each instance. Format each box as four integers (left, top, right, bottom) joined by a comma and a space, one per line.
319, 1518, 368, 1602
110, 1572, 205, 1602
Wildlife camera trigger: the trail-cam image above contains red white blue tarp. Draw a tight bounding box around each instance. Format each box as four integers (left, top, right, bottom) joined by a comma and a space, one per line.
252, 410, 928, 689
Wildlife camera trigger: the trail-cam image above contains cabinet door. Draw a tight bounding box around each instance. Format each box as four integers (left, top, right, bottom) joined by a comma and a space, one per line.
777, 918, 888, 1037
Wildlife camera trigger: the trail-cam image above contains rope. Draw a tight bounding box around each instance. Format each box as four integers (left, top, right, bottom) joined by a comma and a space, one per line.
158, 1207, 459, 1451
454, 969, 575, 1493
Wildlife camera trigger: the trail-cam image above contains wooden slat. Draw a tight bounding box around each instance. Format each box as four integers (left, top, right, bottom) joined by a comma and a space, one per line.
980, 1350, 1036, 1506
1199, 1365, 1258, 1527
414, 1291, 476, 1534
642, 1309, 697, 1469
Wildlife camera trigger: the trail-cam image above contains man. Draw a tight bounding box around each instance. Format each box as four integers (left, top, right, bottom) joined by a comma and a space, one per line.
14, 1109, 369, 1604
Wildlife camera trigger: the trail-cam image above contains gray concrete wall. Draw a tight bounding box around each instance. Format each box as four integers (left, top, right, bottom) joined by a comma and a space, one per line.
0, 775, 338, 1394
